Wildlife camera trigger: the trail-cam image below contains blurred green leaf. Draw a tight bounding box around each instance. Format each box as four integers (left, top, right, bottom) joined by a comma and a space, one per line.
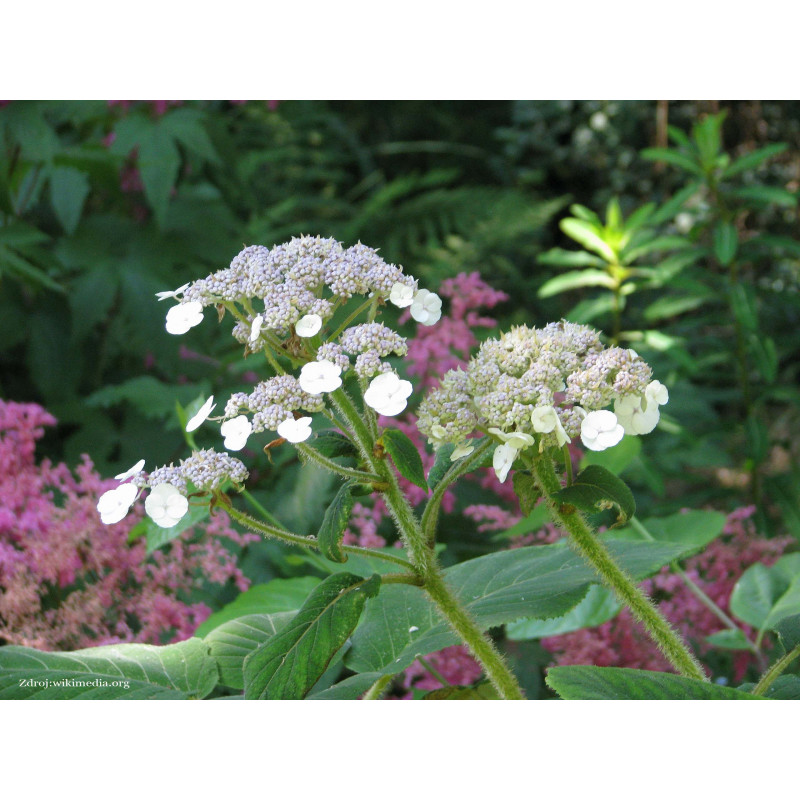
641, 147, 703, 176
728, 186, 797, 207
560, 218, 617, 262
722, 142, 788, 178
705, 629, 753, 651
730, 554, 800, 638
538, 269, 615, 297
712, 222, 738, 265
537, 248, 606, 268
49, 166, 90, 234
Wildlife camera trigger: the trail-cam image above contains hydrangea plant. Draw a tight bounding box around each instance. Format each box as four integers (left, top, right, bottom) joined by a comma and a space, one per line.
5, 236, 797, 700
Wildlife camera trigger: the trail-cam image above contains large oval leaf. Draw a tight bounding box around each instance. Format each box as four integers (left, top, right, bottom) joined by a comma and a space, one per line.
0, 639, 218, 700
546, 666, 763, 700
345, 538, 694, 675
243, 572, 380, 699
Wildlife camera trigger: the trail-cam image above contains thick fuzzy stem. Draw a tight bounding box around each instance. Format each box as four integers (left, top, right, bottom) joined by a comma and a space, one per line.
528, 451, 708, 683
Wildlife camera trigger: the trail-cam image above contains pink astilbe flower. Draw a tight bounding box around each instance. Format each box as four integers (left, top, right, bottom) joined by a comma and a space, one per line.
542, 506, 793, 681
0, 399, 257, 651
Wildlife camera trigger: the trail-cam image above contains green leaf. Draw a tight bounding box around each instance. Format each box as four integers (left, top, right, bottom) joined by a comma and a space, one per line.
546, 666, 763, 700
195, 577, 321, 636
730, 554, 800, 637
159, 108, 219, 163
579, 435, 641, 476
346, 538, 696, 675
512, 471, 540, 516
641, 147, 703, 175
649, 181, 703, 226
422, 681, 500, 700
728, 186, 797, 208
205, 612, 296, 690
614, 510, 726, 555
537, 248, 606, 268
49, 166, 90, 235
568, 204, 602, 225
308, 672, 387, 700
507, 584, 620, 640
243, 573, 381, 699
559, 218, 617, 262
0, 639, 218, 699
773, 613, 800, 654
381, 428, 428, 490
310, 429, 359, 460
722, 143, 788, 178
427, 443, 456, 489
555, 464, 635, 526
318, 480, 358, 563
713, 222, 738, 265
705, 629, 753, 651
622, 234, 691, 263
622, 202, 656, 233
137, 124, 181, 225
538, 269, 616, 298
605, 197, 623, 231
643, 294, 710, 321
692, 112, 725, 169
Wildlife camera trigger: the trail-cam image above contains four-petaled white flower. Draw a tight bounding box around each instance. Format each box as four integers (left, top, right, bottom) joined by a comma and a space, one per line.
114, 459, 145, 481
298, 360, 342, 395
364, 372, 413, 416
165, 301, 204, 335
156, 283, 190, 302
250, 314, 264, 343
295, 314, 322, 338
389, 282, 415, 308
492, 443, 519, 483
96, 483, 139, 525
530, 405, 570, 448
221, 415, 253, 451
614, 380, 669, 436
144, 483, 189, 529
450, 442, 475, 461
487, 427, 535, 451
409, 289, 442, 326
277, 416, 313, 443
580, 410, 625, 451
186, 396, 216, 432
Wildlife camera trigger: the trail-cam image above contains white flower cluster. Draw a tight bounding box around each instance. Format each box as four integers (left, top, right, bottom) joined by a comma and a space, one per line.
96, 450, 248, 529
416, 321, 669, 481
152, 237, 445, 458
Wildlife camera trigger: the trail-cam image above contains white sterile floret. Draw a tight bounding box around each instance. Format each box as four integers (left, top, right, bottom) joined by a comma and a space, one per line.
530, 405, 570, 448
156, 283, 190, 301
165, 301, 204, 335
186, 396, 216, 432
298, 359, 342, 395
364, 372, 413, 416
409, 289, 442, 326
427, 424, 449, 448
450, 442, 475, 461
250, 314, 264, 343
96, 483, 139, 525
493, 443, 519, 483
114, 459, 145, 481
389, 282, 415, 308
144, 483, 189, 529
645, 380, 669, 407
295, 314, 322, 338
487, 428, 535, 451
580, 410, 625, 451
277, 416, 313, 443
220, 415, 253, 451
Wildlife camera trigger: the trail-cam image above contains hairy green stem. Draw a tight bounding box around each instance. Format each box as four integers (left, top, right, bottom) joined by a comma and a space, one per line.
295, 441, 383, 485
362, 674, 394, 700
528, 451, 708, 682
332, 389, 525, 699
629, 516, 765, 667
752, 644, 800, 696
225, 505, 418, 572
420, 438, 493, 543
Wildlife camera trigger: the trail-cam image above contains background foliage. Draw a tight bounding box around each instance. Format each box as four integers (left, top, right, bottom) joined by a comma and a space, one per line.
1, 100, 799, 698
